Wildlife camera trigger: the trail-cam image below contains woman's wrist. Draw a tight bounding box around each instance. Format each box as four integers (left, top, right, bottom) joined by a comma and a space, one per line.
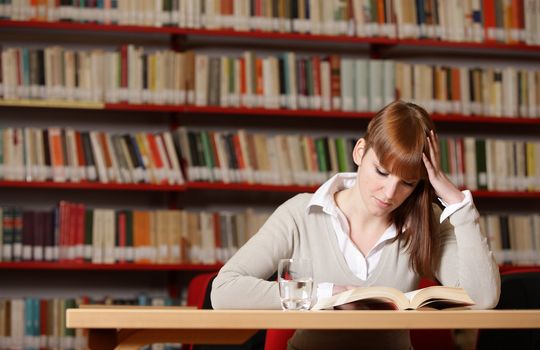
434, 177, 465, 205
440, 189, 465, 205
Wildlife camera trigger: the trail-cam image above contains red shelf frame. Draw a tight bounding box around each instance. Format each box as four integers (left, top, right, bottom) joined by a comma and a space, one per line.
499, 265, 540, 274
0, 180, 187, 191
430, 114, 540, 125
3, 20, 540, 52
189, 185, 540, 199
0, 179, 537, 199
187, 182, 317, 193
106, 103, 377, 119
397, 38, 540, 52
0, 261, 536, 272
0, 261, 223, 271
470, 190, 540, 199
92, 103, 540, 125
0, 20, 396, 45
1, 101, 537, 125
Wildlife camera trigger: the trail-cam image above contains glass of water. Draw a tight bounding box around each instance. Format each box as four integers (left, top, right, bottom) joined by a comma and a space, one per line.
278, 258, 313, 310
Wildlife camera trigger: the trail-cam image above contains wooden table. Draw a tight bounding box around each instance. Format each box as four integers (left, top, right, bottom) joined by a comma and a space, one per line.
66, 306, 540, 350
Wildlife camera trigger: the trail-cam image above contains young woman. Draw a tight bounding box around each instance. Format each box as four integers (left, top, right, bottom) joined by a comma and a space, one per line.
211, 100, 500, 350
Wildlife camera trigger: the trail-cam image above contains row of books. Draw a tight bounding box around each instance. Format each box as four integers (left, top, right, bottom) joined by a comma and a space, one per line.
2, 46, 540, 118
2, 0, 540, 45
481, 214, 540, 265
0, 127, 186, 185
178, 128, 540, 191
0, 203, 271, 264
396, 63, 540, 118
0, 296, 182, 350
1, 201, 540, 265
0, 126, 538, 192
395, 0, 540, 44
177, 128, 356, 186
0, 47, 395, 112
0, 297, 83, 350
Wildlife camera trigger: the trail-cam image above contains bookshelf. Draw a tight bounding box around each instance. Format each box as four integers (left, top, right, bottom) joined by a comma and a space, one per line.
0, 0, 538, 270
0, 261, 222, 271
0, 177, 535, 197
1, 100, 540, 125
2, 19, 540, 52
0, 1, 539, 348
0, 180, 187, 191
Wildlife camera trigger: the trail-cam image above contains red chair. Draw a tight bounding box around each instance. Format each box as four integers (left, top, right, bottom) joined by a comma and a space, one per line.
409, 278, 455, 350
264, 329, 295, 350
264, 327, 454, 350
263, 279, 455, 350
187, 272, 218, 309
185, 272, 218, 350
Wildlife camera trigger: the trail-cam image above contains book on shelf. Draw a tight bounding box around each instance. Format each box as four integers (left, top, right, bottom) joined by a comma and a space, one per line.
0, 126, 186, 186
0, 295, 183, 350
0, 125, 538, 191
3, 44, 540, 119
176, 128, 539, 190
311, 285, 475, 311
0, 169, 537, 265
482, 213, 540, 265
0, 202, 279, 265
3, 1, 540, 45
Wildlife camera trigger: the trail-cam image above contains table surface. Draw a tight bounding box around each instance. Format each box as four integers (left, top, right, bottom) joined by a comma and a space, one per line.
67, 307, 540, 330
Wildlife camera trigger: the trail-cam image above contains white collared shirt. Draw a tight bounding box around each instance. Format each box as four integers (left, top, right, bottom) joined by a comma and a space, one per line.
308, 172, 473, 299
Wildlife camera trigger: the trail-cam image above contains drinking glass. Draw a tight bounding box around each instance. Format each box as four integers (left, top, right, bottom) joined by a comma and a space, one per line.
278, 258, 313, 310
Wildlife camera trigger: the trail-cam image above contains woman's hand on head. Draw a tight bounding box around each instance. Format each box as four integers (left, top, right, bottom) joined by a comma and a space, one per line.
422, 130, 465, 205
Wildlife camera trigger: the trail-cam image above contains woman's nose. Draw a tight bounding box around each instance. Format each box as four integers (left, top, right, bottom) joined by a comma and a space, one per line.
384, 180, 398, 200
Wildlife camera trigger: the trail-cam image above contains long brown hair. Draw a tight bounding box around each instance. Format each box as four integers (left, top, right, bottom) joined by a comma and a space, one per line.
363, 100, 438, 278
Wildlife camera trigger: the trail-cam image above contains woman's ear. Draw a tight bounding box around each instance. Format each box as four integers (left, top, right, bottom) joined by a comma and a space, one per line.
353, 138, 366, 166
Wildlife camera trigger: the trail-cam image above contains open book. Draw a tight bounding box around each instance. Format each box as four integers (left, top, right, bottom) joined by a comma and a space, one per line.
311, 285, 475, 310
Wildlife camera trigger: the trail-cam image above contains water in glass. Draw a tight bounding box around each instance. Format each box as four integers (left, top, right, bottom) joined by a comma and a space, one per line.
279, 278, 313, 310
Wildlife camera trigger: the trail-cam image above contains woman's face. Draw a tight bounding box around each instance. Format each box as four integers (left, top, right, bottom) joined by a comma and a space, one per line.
355, 147, 419, 218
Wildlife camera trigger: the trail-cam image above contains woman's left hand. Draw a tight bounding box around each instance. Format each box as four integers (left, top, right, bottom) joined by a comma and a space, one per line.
422, 130, 465, 205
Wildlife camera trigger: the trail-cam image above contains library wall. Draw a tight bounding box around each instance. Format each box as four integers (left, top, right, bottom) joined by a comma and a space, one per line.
0, 1, 539, 349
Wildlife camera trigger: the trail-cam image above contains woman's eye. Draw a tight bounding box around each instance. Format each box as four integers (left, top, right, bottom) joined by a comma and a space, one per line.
402, 181, 416, 187
375, 168, 388, 176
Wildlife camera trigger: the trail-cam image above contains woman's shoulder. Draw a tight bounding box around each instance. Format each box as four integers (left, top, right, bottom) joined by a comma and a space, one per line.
265, 193, 314, 225
270, 193, 313, 218
281, 193, 313, 209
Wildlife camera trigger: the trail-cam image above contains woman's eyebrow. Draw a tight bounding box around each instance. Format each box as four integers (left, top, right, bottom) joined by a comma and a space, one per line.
374, 161, 384, 169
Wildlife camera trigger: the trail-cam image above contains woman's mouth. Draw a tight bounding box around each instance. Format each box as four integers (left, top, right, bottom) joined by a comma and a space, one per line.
374, 197, 391, 208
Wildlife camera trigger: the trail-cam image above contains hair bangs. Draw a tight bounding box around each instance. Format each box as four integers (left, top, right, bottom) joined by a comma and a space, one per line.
376, 143, 427, 181
365, 101, 432, 182
369, 122, 428, 182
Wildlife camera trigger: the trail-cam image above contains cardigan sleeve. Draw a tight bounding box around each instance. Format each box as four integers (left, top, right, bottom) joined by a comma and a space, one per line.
210, 196, 301, 309
434, 200, 501, 309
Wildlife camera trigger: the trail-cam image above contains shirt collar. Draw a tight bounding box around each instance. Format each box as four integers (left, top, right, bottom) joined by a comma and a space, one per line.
306, 172, 357, 216
307, 172, 399, 243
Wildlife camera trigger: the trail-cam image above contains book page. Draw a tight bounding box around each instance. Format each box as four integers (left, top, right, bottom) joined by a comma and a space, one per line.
404, 289, 422, 302
408, 286, 475, 309
311, 286, 409, 310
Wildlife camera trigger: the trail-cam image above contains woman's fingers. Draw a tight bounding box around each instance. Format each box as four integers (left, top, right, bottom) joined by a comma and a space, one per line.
425, 130, 441, 173
428, 131, 438, 162
422, 152, 431, 169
